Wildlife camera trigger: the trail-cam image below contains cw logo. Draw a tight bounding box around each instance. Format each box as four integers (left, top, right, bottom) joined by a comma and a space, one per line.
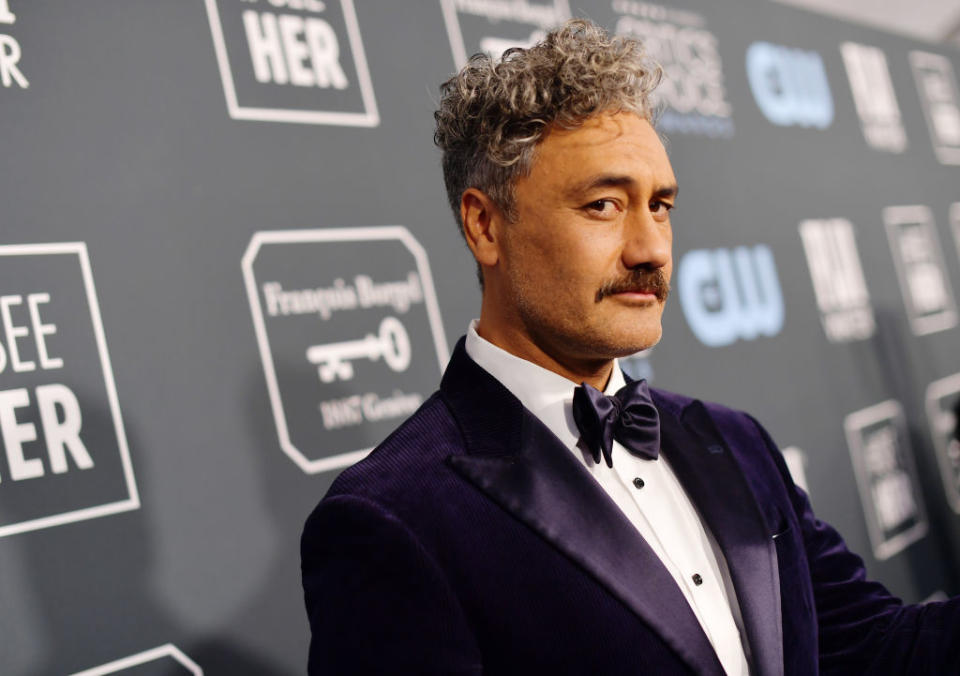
746, 42, 833, 129
677, 245, 785, 347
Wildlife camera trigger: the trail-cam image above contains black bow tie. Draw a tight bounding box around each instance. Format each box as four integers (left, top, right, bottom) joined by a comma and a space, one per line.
572, 379, 660, 468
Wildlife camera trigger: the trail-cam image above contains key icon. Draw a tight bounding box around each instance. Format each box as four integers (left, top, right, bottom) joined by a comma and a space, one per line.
306, 316, 412, 383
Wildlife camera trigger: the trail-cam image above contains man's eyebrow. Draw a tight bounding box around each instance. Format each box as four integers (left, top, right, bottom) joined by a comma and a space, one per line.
653, 184, 679, 200
571, 174, 679, 200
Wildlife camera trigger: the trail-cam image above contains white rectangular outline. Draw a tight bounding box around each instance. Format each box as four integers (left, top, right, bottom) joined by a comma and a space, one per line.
844, 400, 929, 560
242, 227, 450, 474
951, 202, 960, 268
439, 0, 570, 69
69, 643, 202, 676
883, 205, 958, 335
0, 242, 139, 538
839, 41, 906, 154
204, 0, 379, 127
909, 50, 960, 165
925, 372, 960, 515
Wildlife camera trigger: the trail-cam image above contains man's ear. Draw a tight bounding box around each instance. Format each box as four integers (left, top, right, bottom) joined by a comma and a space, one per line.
460, 188, 502, 268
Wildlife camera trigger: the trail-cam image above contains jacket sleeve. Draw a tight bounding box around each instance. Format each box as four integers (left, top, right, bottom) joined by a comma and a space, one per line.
301, 494, 483, 675
750, 416, 960, 675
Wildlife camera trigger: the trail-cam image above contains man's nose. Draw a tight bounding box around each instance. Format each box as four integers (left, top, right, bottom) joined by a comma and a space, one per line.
621, 210, 671, 269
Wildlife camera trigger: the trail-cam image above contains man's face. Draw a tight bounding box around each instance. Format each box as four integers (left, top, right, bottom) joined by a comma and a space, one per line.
497, 112, 676, 365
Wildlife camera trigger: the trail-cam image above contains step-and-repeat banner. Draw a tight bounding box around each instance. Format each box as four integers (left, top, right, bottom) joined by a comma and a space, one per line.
1, 0, 959, 673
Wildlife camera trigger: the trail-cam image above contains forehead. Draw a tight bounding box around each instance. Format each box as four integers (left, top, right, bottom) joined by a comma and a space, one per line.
528, 112, 675, 188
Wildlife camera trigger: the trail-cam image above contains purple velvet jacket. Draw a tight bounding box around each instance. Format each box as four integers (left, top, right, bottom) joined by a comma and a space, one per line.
301, 340, 960, 674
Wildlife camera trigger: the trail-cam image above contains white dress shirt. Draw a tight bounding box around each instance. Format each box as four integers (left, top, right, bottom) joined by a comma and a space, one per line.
465, 321, 750, 676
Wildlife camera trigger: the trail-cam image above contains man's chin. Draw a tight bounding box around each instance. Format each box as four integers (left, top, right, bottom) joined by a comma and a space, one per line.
594, 327, 663, 359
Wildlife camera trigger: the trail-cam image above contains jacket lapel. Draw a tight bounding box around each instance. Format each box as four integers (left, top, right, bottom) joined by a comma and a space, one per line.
654, 392, 784, 676
441, 342, 725, 676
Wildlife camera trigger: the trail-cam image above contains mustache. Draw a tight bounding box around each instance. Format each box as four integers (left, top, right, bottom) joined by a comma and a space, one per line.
595, 269, 670, 303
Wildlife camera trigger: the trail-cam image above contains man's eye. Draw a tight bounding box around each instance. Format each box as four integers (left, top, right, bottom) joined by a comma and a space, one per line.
650, 200, 675, 213
585, 199, 617, 214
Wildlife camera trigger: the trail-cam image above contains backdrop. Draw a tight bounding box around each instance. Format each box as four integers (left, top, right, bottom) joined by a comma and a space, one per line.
1, 0, 959, 673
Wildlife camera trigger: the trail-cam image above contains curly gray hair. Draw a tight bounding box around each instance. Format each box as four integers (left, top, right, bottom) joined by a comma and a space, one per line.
434, 19, 662, 230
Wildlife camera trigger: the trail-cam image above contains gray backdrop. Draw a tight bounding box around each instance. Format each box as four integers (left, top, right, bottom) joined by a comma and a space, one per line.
1, 0, 959, 673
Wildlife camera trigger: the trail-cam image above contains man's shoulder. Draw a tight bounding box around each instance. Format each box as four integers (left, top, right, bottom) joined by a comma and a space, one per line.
309, 390, 465, 514
649, 385, 753, 428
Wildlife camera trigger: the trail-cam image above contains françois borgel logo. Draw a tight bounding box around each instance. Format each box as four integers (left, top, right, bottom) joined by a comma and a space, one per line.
677, 244, 784, 347
0, 243, 138, 538
0, 0, 28, 90
204, 0, 378, 126
798, 218, 875, 343
884, 205, 957, 336
844, 400, 928, 560
840, 42, 906, 153
607, 0, 733, 138
242, 227, 449, 474
746, 41, 833, 129
440, 0, 570, 67
910, 51, 960, 165
925, 373, 960, 515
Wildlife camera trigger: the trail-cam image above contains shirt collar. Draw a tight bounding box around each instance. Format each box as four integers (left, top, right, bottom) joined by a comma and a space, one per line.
464, 320, 626, 451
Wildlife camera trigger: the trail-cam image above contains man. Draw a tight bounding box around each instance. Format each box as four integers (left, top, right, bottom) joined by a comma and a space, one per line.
301, 20, 959, 675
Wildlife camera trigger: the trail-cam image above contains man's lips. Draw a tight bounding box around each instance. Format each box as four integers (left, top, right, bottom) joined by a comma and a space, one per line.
611, 290, 658, 299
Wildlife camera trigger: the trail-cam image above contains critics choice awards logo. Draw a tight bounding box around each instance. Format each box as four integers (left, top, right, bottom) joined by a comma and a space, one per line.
884, 205, 957, 336
840, 42, 906, 154
925, 374, 960, 515
844, 400, 928, 560
910, 51, 960, 165
798, 218, 875, 343
242, 227, 449, 474
676, 244, 784, 347
204, 0, 378, 126
598, 0, 734, 138
0, 243, 138, 538
440, 0, 570, 66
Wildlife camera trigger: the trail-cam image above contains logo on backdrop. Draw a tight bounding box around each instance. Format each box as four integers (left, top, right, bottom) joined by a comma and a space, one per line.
242, 227, 448, 474
677, 244, 784, 347
925, 373, 960, 515
439, 0, 570, 67
620, 347, 654, 383
844, 400, 928, 560
204, 0, 378, 126
0, 0, 27, 90
781, 446, 810, 495
951, 203, 960, 266
746, 42, 833, 129
68, 643, 202, 676
909, 51, 960, 165
607, 0, 733, 138
798, 218, 875, 342
884, 205, 957, 335
0, 243, 138, 538
840, 42, 906, 153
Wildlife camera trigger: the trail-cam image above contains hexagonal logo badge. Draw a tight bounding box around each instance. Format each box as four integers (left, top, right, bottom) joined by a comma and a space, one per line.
440, 0, 569, 67
69, 644, 201, 675
242, 227, 449, 473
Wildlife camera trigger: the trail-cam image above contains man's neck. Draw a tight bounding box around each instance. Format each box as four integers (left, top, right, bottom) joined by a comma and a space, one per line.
474, 318, 614, 391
